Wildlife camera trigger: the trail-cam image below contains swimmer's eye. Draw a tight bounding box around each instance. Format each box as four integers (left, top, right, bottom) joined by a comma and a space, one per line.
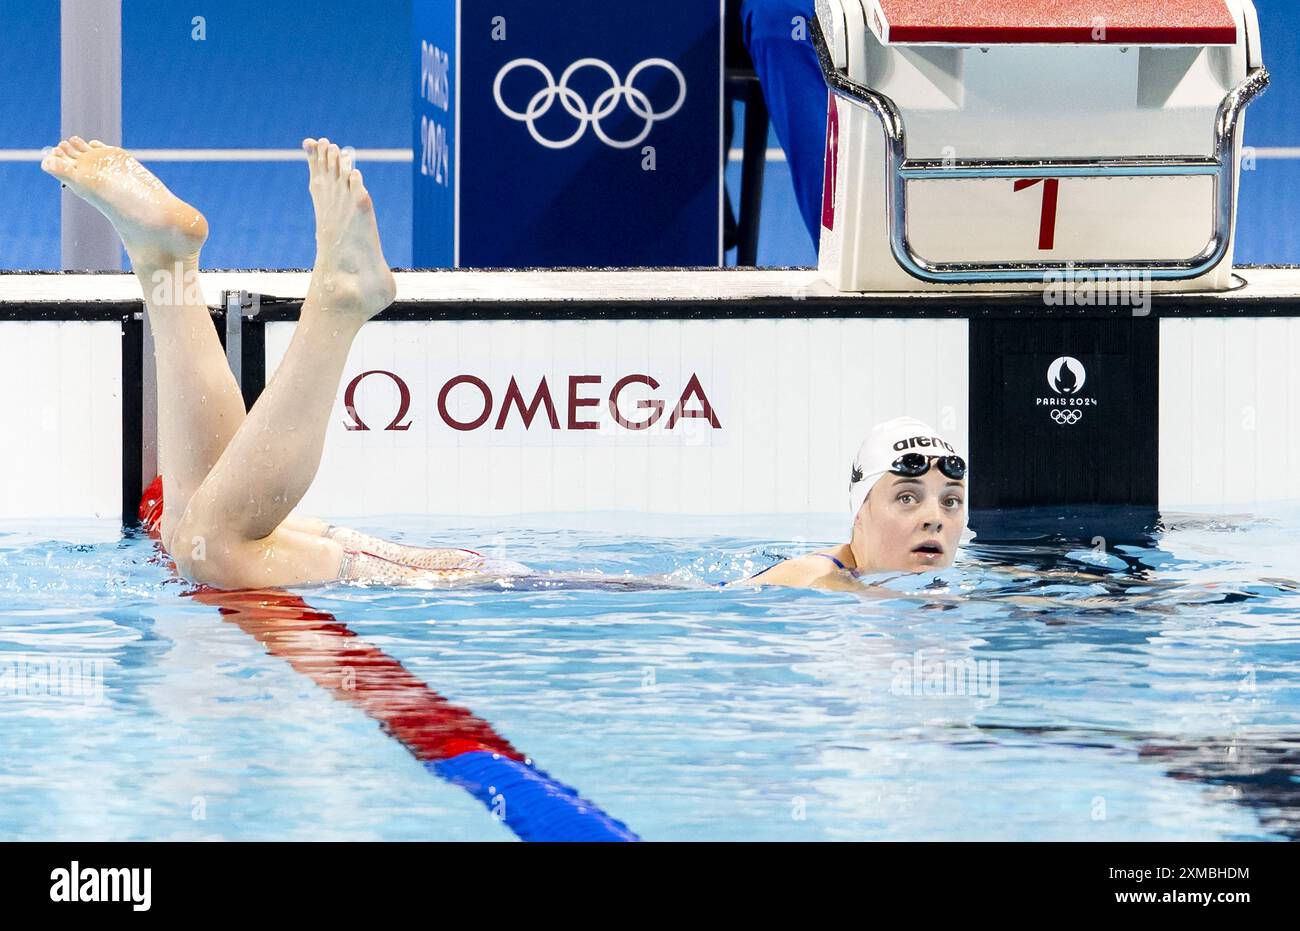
944, 496, 964, 508
897, 493, 916, 504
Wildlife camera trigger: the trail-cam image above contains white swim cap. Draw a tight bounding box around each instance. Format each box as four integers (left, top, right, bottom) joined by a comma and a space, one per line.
848, 416, 967, 518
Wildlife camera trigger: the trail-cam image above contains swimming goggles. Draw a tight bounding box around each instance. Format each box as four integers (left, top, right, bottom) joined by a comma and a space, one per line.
890, 453, 967, 481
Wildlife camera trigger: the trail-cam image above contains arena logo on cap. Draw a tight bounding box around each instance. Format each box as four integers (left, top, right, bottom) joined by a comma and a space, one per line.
892, 435, 956, 454
1036, 356, 1098, 425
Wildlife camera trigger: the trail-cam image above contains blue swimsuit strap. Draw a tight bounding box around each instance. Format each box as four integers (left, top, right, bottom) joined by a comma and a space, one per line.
814, 553, 847, 570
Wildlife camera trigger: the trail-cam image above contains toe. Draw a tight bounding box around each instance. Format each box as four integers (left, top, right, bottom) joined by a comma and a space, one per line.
69, 136, 90, 152
348, 167, 362, 189
88, 139, 104, 148
316, 138, 330, 171
41, 148, 73, 176
325, 143, 339, 177
339, 146, 354, 177
58, 141, 77, 158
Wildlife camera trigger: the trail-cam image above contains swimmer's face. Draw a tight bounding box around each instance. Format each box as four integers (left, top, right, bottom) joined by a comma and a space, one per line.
852, 468, 966, 572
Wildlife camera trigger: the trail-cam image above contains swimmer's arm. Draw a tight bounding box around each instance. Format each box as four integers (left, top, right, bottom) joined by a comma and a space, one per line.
737, 556, 969, 602
738, 553, 837, 590
738, 555, 860, 592
745, 564, 963, 602
809, 571, 873, 593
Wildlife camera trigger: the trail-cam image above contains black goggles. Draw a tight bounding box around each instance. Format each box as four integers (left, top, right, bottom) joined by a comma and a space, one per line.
890, 453, 967, 481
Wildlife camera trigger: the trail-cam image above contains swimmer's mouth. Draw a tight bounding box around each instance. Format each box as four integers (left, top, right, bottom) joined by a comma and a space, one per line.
912, 541, 944, 556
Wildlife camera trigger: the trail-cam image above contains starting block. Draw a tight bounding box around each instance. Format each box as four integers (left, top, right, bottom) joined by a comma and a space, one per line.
813, 0, 1268, 292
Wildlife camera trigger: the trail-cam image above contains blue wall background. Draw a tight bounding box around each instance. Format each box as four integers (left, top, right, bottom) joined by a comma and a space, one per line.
1, 0, 1296, 271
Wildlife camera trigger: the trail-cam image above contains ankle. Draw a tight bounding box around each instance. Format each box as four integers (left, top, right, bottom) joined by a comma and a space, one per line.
133, 255, 203, 304
131, 247, 199, 278
306, 269, 368, 310
297, 303, 364, 338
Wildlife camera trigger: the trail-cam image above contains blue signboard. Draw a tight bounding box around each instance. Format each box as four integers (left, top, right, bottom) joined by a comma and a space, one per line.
414, 0, 723, 268
414, 0, 457, 269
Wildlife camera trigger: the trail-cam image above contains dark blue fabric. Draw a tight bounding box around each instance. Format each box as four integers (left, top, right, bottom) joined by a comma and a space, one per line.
813, 552, 847, 570
431, 751, 639, 842
740, 0, 825, 249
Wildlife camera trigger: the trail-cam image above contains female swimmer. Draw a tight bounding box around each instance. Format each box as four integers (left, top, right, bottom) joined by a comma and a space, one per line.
43, 135, 524, 588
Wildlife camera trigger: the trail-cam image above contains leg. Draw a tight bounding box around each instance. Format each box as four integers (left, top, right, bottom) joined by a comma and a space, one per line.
43, 138, 344, 553
41, 137, 244, 552
321, 525, 484, 570
171, 139, 396, 588
44, 137, 440, 588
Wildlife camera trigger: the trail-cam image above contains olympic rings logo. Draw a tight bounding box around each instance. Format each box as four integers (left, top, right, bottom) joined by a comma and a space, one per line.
493, 57, 687, 150
1051, 409, 1084, 425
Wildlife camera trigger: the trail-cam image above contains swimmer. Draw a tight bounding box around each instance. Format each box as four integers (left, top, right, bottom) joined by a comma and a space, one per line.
43, 135, 525, 589
741, 417, 967, 591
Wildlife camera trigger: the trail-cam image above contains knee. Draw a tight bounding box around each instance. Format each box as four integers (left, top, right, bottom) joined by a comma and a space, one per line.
170, 511, 255, 588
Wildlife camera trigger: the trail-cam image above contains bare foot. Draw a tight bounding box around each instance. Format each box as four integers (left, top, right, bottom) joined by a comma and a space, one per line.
302, 137, 397, 324
40, 136, 208, 267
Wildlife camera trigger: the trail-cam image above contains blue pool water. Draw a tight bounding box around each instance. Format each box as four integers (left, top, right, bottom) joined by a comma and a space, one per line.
1, 507, 1298, 841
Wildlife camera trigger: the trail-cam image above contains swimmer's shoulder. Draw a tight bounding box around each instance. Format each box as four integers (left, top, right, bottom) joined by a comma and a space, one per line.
741, 546, 861, 591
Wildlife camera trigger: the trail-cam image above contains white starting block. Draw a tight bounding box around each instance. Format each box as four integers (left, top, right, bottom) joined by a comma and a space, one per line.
813, 0, 1268, 292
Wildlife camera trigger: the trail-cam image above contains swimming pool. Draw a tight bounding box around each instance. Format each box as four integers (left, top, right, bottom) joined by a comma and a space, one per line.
1, 506, 1297, 841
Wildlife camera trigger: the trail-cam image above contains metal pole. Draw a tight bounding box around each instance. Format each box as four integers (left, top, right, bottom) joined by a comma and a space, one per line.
60, 1, 156, 499
60, 0, 122, 271
141, 307, 158, 494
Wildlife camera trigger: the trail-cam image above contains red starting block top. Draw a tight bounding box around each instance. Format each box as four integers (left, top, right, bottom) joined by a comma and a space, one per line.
870, 0, 1237, 46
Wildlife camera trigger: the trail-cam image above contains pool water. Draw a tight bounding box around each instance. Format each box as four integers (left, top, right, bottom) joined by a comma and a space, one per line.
1, 507, 1298, 841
